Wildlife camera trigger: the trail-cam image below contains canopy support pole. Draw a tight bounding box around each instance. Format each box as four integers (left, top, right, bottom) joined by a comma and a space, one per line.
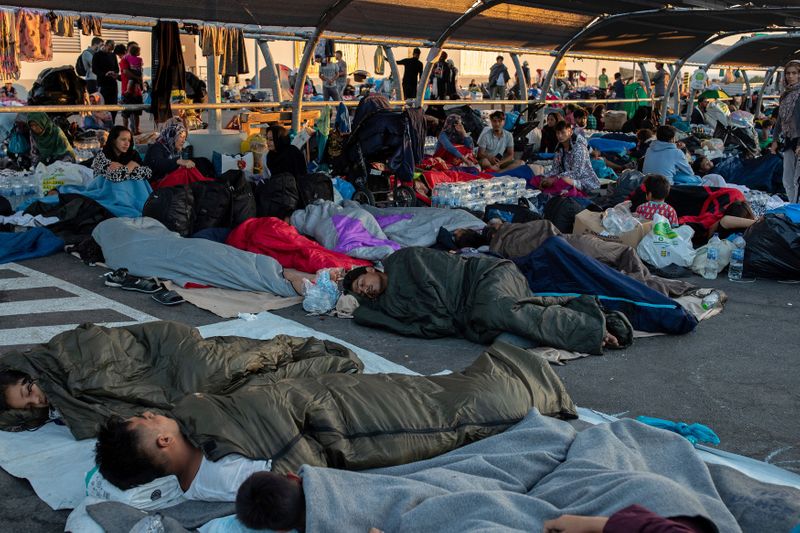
291, 0, 357, 132
755, 67, 776, 116
741, 70, 751, 107
638, 62, 652, 97
206, 55, 222, 131
257, 40, 283, 102
384, 46, 403, 101
511, 53, 528, 106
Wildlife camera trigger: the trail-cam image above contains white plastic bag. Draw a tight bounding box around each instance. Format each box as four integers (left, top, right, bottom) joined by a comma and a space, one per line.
34, 161, 93, 192
602, 202, 641, 235
692, 239, 734, 277
637, 214, 696, 268
85, 466, 185, 511
302, 270, 341, 314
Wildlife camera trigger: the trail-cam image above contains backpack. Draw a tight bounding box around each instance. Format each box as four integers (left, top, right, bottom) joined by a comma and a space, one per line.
297, 173, 334, 207
543, 196, 584, 234
75, 52, 87, 77
221, 169, 256, 227
192, 170, 256, 232
142, 185, 195, 237
254, 172, 299, 219
485, 203, 541, 224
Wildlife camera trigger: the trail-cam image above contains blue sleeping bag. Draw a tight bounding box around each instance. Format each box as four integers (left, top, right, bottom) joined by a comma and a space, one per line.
0, 227, 64, 264
513, 236, 698, 335
712, 154, 783, 193
588, 137, 636, 155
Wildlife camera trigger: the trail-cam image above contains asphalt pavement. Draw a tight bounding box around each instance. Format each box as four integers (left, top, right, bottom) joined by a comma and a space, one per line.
0, 252, 798, 531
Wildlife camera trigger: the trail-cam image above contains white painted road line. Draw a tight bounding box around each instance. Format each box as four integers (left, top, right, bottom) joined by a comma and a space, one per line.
0, 263, 159, 346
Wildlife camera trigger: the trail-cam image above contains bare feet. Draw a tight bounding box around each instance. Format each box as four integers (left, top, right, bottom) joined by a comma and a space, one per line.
602, 331, 619, 348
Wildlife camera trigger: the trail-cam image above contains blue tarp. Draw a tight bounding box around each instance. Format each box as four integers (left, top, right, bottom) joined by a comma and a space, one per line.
767, 203, 800, 223
513, 236, 698, 335
58, 176, 152, 218
0, 227, 64, 264
712, 154, 784, 193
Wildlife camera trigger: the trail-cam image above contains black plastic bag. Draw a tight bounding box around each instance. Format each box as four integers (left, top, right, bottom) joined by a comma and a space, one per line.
743, 214, 800, 279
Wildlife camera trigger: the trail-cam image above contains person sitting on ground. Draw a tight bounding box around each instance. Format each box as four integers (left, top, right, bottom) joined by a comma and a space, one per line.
691, 96, 710, 126
343, 247, 628, 354
634, 174, 679, 226
446, 219, 693, 297
537, 120, 600, 193
144, 117, 195, 181
540, 112, 561, 153
434, 115, 476, 166
642, 125, 696, 184
592, 103, 605, 131
573, 108, 589, 138
622, 107, 656, 134
266, 125, 308, 180
94, 342, 578, 496
27, 112, 76, 165
1, 81, 17, 99
84, 92, 114, 130
631, 128, 656, 170
563, 103, 576, 126
91, 125, 152, 182
477, 111, 524, 172
0, 321, 361, 438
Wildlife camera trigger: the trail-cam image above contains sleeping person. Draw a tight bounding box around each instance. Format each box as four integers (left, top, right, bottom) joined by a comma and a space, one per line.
94, 342, 577, 499
343, 247, 632, 355
0, 321, 362, 439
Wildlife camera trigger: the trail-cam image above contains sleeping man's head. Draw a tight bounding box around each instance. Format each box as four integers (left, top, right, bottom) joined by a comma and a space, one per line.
95, 411, 190, 490
342, 267, 388, 299
236, 471, 306, 531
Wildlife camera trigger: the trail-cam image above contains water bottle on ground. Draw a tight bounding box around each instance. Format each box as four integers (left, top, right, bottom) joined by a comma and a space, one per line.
701, 291, 720, 310
703, 233, 721, 280
728, 233, 746, 281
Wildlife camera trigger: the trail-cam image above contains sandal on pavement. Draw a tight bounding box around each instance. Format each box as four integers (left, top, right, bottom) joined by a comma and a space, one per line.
152, 287, 185, 306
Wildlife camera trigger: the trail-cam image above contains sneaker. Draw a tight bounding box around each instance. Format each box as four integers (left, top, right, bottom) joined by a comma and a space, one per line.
151, 287, 185, 305
104, 269, 160, 293
103, 268, 129, 288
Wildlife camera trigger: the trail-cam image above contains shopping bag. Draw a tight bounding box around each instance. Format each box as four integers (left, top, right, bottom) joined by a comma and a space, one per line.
637, 214, 696, 268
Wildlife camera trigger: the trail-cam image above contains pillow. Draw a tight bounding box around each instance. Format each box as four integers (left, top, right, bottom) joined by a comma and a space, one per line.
85, 466, 185, 511
212, 151, 254, 177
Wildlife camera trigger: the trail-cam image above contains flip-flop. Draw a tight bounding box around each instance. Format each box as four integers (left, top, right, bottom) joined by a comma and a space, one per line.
151, 288, 185, 306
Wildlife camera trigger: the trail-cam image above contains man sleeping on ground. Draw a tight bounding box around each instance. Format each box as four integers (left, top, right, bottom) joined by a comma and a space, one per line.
94, 341, 577, 500
343, 247, 633, 355
443, 219, 694, 298
0, 321, 362, 439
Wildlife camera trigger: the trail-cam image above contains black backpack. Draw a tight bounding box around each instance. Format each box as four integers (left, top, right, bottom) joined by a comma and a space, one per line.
543, 197, 584, 234
220, 169, 256, 228
254, 172, 299, 219
75, 53, 87, 77
142, 185, 195, 237
192, 170, 256, 232
297, 172, 334, 207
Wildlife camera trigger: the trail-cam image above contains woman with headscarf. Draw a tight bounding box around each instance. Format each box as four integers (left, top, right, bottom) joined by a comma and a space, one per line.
540, 112, 561, 153
266, 125, 307, 179
27, 112, 75, 165
92, 125, 152, 182
772, 59, 800, 203
143, 117, 194, 181
433, 114, 475, 166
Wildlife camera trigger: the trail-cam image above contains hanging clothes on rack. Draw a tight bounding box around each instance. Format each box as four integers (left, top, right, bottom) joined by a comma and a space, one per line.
219, 28, 248, 79
79, 15, 102, 37
0, 10, 19, 81
16, 9, 52, 63
48, 13, 76, 37
199, 24, 225, 57
151, 20, 186, 123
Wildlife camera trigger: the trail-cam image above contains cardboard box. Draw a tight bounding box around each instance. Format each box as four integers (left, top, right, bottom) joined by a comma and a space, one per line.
572, 210, 652, 249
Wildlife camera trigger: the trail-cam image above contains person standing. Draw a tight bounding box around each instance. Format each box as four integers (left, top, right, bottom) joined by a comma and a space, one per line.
80, 37, 103, 94
397, 48, 423, 100
317, 55, 340, 101
334, 50, 347, 98
652, 63, 667, 99
488, 55, 510, 111
598, 68, 609, 92
120, 43, 144, 134
773, 59, 800, 203
92, 40, 119, 124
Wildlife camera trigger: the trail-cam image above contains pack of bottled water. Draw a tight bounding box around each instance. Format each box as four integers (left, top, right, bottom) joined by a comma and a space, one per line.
431, 177, 528, 211
0, 171, 40, 211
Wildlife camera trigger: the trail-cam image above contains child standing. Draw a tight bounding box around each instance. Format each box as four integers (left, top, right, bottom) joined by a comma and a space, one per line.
635, 174, 679, 225
121, 44, 144, 134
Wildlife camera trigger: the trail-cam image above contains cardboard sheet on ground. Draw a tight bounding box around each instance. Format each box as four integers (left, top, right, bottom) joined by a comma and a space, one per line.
162, 281, 302, 318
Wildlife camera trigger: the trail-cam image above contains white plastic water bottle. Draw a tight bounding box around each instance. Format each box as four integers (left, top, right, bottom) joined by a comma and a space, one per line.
701, 291, 720, 310
728, 233, 746, 281
703, 233, 721, 280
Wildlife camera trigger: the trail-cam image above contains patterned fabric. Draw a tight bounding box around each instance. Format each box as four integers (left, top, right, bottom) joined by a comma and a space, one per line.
587, 114, 597, 129
778, 63, 800, 141
91, 151, 152, 183
545, 133, 601, 191
635, 200, 678, 225
156, 118, 187, 156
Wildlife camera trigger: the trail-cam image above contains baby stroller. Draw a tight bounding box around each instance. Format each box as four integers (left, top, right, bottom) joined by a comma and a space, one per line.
28, 66, 87, 143
336, 94, 426, 206
705, 101, 759, 157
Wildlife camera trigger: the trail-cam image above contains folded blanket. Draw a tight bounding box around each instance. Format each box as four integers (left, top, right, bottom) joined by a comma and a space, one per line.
0, 227, 64, 264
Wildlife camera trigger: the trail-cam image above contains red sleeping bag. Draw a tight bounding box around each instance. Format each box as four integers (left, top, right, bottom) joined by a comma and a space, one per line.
153, 167, 214, 190
226, 217, 372, 272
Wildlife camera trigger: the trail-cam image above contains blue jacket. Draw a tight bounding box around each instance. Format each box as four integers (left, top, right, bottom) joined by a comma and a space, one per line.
642, 140, 694, 183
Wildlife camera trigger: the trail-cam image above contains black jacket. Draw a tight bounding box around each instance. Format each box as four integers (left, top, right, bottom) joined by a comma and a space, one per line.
144, 143, 180, 182
91, 51, 118, 91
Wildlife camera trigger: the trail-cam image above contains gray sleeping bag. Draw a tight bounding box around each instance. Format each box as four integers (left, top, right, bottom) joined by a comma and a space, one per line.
92, 217, 296, 296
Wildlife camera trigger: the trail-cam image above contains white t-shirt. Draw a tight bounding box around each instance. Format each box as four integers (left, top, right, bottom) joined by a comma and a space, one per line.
183, 455, 271, 502
477, 127, 513, 157
497, 72, 505, 86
